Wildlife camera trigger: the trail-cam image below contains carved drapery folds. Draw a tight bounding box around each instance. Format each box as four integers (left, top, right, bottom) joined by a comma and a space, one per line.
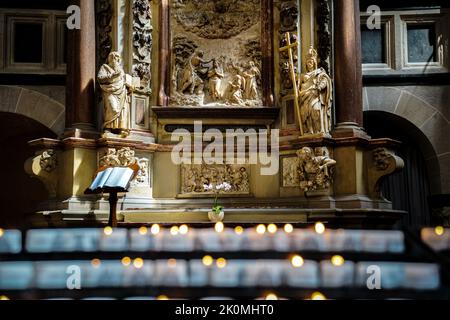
99, 147, 150, 187
98, 52, 141, 136
282, 146, 336, 194
169, 0, 262, 107
132, 0, 153, 93
298, 47, 333, 136
181, 164, 250, 196
368, 148, 405, 199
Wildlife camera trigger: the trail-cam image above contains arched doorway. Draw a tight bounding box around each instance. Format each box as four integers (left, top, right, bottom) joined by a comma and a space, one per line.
0, 112, 57, 228
364, 110, 439, 228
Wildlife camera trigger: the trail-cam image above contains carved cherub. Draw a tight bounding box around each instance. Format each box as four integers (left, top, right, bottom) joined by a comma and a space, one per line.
296, 146, 336, 192
117, 147, 138, 166
99, 148, 120, 167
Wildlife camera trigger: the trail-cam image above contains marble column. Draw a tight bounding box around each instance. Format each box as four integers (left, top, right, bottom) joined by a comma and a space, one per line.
65, 0, 97, 135
333, 0, 366, 137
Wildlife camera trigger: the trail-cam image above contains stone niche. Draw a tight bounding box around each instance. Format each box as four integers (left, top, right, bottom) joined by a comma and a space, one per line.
169, 0, 263, 107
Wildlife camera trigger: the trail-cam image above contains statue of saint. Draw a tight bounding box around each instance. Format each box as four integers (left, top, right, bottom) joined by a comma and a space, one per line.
98, 52, 139, 136
299, 47, 333, 135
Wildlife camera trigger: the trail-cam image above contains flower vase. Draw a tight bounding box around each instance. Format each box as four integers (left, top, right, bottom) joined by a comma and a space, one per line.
208, 209, 224, 222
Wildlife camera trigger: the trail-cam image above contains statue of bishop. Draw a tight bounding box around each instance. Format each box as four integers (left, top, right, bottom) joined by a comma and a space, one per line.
98, 52, 140, 137
299, 47, 333, 135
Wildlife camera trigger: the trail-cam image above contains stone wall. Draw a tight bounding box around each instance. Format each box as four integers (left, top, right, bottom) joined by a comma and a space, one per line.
0, 85, 65, 136
363, 85, 450, 194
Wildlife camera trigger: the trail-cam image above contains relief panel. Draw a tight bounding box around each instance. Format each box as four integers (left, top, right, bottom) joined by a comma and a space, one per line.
169, 0, 263, 107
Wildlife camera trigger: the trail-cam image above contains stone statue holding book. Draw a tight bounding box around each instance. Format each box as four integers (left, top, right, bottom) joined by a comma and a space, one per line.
98, 52, 140, 137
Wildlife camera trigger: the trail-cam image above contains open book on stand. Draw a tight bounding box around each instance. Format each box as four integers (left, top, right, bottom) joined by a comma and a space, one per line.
85, 166, 136, 194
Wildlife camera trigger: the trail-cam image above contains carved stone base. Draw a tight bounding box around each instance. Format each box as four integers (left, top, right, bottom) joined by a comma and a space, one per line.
332, 122, 370, 139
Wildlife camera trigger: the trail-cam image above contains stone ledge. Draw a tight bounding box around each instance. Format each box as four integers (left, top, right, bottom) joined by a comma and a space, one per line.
153, 106, 280, 121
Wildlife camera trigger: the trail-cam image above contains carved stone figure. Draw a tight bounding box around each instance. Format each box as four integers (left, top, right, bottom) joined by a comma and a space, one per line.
226, 74, 245, 105
39, 150, 57, 173
134, 158, 150, 186
181, 164, 250, 195
98, 52, 139, 136
179, 50, 210, 95
296, 146, 336, 192
208, 60, 225, 101
242, 61, 260, 100
299, 47, 333, 135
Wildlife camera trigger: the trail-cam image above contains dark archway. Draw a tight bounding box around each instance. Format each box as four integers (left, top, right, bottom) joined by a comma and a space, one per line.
364, 111, 439, 228
0, 112, 57, 228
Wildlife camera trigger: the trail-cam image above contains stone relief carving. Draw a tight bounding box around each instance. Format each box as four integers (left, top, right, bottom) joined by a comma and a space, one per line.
132, 0, 153, 93
279, 33, 299, 95
278, 1, 298, 97
181, 164, 250, 195
96, 0, 113, 67
316, 0, 332, 74
282, 156, 300, 187
279, 1, 299, 33
172, 0, 260, 39
299, 47, 333, 135
98, 52, 140, 136
99, 147, 150, 186
282, 147, 336, 193
135, 158, 150, 186
170, 0, 262, 107
39, 150, 58, 173
170, 37, 262, 107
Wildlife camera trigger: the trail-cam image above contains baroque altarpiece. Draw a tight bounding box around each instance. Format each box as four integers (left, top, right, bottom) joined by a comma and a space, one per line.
26, 0, 404, 226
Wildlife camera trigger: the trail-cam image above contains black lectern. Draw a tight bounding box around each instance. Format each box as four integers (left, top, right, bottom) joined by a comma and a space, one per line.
85, 164, 139, 227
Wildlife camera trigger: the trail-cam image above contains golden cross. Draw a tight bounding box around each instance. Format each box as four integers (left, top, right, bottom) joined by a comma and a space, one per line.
279, 32, 303, 136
